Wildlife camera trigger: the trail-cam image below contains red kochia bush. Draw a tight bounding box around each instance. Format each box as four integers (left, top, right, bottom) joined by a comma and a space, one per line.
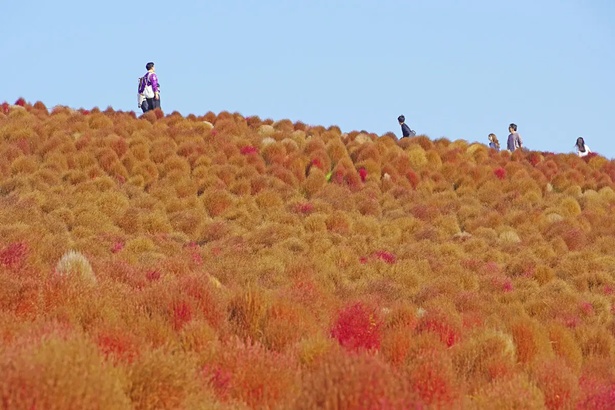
531, 358, 579, 410
331, 302, 383, 351
172, 300, 194, 331
494, 167, 507, 180
240, 145, 258, 155
417, 308, 462, 347
577, 359, 615, 409
203, 337, 299, 408
0, 242, 28, 269
406, 347, 462, 407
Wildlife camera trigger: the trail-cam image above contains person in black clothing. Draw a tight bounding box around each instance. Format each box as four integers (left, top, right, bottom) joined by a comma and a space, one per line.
398, 115, 416, 138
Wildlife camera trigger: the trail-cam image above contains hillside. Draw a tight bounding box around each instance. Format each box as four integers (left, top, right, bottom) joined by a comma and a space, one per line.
2, 100, 615, 409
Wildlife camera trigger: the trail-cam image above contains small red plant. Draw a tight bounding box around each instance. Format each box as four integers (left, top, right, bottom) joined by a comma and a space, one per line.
240, 145, 258, 155
417, 310, 461, 347
358, 167, 367, 182
360, 250, 397, 264
0, 242, 28, 269
293, 202, 314, 214
183, 242, 203, 265
146, 269, 161, 282
494, 167, 507, 180
205, 365, 233, 399
580, 301, 594, 316
14, 97, 26, 107
528, 152, 542, 166
111, 241, 124, 253
405, 169, 420, 188
582, 152, 598, 162
331, 302, 383, 351
374, 250, 396, 264
502, 278, 514, 292
331, 169, 345, 185
96, 330, 139, 363
172, 300, 193, 330
311, 158, 324, 170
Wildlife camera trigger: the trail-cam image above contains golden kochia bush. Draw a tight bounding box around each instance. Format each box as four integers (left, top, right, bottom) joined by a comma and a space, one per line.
228, 288, 269, 343
168, 207, 208, 238
10, 155, 38, 175
303, 166, 327, 197
509, 316, 554, 366
0, 334, 131, 409
295, 350, 424, 409
451, 328, 517, 393
260, 295, 320, 351
202, 188, 237, 217
127, 348, 202, 410
159, 154, 191, 179
268, 163, 300, 188
272, 118, 294, 135
471, 373, 546, 409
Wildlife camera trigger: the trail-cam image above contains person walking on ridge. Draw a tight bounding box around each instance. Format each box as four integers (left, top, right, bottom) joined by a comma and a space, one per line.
398, 115, 416, 138
488, 133, 500, 151
138, 62, 161, 112
506, 123, 522, 151
575, 137, 591, 157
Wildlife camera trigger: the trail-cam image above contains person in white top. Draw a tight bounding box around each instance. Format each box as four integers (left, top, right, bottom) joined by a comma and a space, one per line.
575, 137, 591, 157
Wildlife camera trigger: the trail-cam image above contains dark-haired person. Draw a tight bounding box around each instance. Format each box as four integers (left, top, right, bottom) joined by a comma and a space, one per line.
138, 62, 160, 112
575, 137, 591, 157
398, 115, 416, 138
506, 123, 522, 151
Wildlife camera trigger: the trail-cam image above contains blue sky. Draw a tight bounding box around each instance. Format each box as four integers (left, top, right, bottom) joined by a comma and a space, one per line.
2, 0, 614, 157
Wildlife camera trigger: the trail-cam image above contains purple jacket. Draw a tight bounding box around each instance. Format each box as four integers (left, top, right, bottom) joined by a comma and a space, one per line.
139, 72, 159, 93
507, 132, 522, 151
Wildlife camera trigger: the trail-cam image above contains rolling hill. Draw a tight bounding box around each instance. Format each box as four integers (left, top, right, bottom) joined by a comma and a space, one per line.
2, 100, 615, 409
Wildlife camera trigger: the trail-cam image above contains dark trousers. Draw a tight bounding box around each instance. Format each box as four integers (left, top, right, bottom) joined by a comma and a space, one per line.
141, 97, 161, 113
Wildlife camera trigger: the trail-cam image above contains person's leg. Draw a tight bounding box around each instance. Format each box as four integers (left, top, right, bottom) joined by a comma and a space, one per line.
140, 99, 149, 113
151, 97, 160, 110
145, 98, 155, 111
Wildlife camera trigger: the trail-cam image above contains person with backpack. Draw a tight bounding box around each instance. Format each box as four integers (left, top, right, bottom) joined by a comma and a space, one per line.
575, 137, 592, 157
398, 115, 416, 138
138, 62, 160, 112
506, 123, 523, 151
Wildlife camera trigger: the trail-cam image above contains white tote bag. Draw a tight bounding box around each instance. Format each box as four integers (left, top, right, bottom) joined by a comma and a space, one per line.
143, 85, 155, 99
142, 73, 155, 99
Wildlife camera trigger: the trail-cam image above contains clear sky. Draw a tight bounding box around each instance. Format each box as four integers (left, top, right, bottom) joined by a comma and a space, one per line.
2, 1, 614, 157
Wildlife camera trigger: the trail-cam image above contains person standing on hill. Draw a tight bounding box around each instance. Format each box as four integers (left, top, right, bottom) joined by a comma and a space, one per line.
575, 137, 592, 157
488, 133, 500, 151
506, 123, 522, 151
138, 62, 161, 112
398, 115, 416, 138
